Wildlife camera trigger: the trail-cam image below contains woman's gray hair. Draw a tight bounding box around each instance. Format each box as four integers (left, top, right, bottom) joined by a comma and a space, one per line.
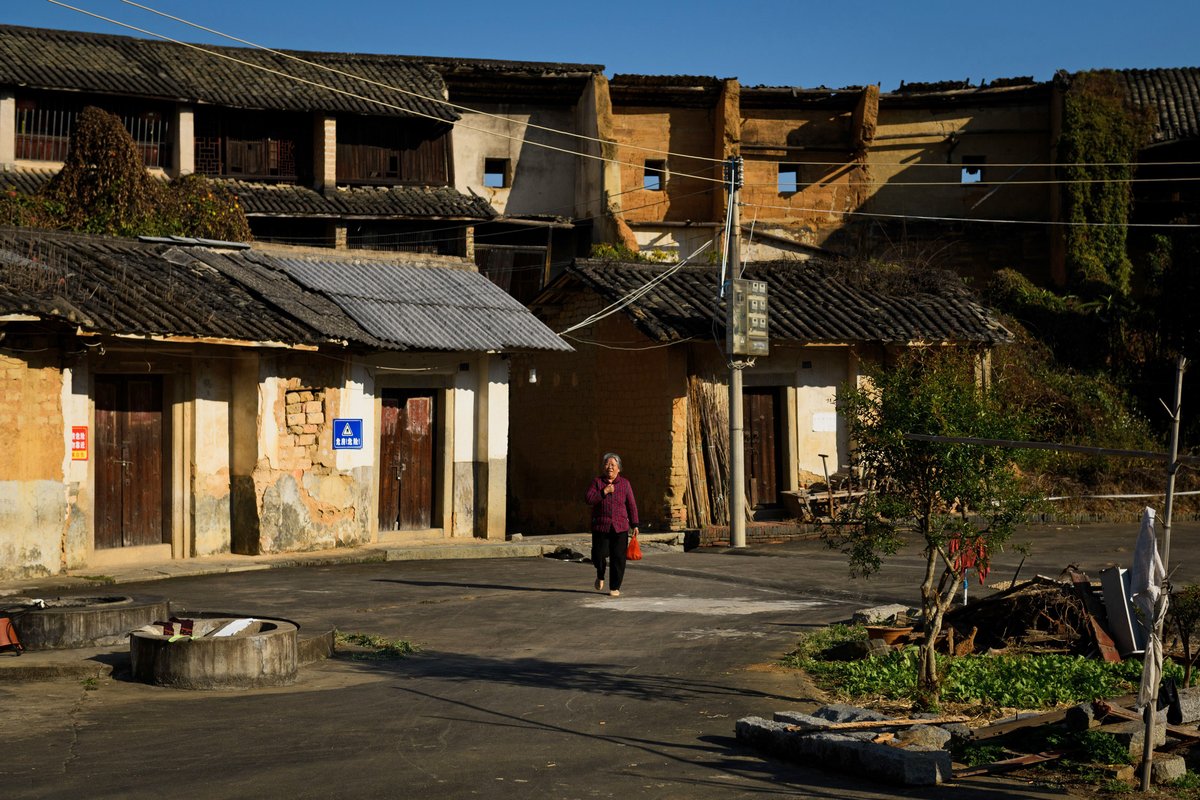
601, 452, 622, 470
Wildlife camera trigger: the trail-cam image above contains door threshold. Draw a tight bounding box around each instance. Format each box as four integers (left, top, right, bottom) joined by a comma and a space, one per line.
88, 543, 173, 568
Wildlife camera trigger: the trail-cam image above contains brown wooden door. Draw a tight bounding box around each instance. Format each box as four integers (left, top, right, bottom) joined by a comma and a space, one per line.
743, 387, 781, 508
379, 390, 436, 531
95, 375, 166, 549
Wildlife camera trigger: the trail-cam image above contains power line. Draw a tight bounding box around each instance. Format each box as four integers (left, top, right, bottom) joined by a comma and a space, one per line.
557, 239, 714, 336
118, 0, 729, 168
42, 2, 1200, 178
741, 201, 1200, 228
50, 1, 729, 188
40, 4, 1200, 239
744, 175, 1200, 189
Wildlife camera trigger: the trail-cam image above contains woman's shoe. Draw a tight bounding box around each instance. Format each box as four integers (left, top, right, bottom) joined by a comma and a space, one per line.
609, 590, 620, 597
594, 578, 604, 591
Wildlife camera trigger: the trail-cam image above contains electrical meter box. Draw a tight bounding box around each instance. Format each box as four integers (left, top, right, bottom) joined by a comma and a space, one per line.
727, 279, 769, 357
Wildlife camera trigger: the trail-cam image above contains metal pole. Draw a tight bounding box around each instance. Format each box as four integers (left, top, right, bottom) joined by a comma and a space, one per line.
1141, 355, 1187, 791
727, 156, 746, 548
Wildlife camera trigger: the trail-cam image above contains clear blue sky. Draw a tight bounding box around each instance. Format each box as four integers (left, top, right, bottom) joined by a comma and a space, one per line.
7, 0, 1199, 91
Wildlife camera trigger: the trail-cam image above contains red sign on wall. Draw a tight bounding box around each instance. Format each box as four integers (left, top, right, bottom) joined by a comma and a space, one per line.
71, 426, 88, 461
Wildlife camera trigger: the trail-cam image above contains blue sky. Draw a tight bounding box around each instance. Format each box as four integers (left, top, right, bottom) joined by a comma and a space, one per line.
7, 0, 1199, 90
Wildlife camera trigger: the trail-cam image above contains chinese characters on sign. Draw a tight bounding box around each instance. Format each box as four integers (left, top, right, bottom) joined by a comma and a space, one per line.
332, 419, 363, 450
71, 426, 88, 460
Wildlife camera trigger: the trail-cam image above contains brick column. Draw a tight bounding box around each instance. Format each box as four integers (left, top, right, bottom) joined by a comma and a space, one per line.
314, 114, 337, 191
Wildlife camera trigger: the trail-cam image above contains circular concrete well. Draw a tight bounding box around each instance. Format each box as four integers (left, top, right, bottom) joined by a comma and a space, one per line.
10, 595, 170, 650
130, 617, 298, 689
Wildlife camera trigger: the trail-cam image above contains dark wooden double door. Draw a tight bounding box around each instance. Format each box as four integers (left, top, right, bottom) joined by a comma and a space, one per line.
743, 387, 782, 508
95, 375, 167, 550
378, 390, 437, 531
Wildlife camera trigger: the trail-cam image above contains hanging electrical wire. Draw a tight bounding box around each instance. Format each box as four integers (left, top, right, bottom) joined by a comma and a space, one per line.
557, 239, 713, 336
47, 1, 730, 187
117, 0, 729, 167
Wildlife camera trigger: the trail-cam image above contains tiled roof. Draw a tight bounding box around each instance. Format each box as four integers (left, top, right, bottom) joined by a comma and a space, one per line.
0, 167, 56, 195
216, 180, 497, 219
547, 260, 1010, 346
0, 24, 456, 122
274, 256, 571, 352
0, 227, 569, 352
0, 170, 496, 221
1114, 68, 1200, 144
0, 227, 330, 347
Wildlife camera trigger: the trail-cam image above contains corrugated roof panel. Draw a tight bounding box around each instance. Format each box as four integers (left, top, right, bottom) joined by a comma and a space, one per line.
267, 257, 570, 352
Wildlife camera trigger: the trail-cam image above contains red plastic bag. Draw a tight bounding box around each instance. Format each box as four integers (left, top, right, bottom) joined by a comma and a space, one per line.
626, 531, 643, 561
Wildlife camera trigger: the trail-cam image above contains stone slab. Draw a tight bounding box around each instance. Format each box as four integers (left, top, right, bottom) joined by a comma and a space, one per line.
737, 716, 952, 786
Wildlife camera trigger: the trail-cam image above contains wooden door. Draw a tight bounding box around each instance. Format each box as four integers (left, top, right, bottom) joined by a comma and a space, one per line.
743, 387, 781, 508
379, 390, 436, 531
95, 375, 166, 549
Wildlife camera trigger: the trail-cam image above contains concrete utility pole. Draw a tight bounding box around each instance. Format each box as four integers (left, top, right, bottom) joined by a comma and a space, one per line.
726, 156, 746, 548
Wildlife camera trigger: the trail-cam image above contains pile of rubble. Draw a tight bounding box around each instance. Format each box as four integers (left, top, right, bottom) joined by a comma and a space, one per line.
737, 695, 1200, 787
737, 570, 1200, 788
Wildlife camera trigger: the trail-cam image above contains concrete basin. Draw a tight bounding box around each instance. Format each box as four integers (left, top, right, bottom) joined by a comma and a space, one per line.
10, 595, 169, 650
130, 617, 298, 689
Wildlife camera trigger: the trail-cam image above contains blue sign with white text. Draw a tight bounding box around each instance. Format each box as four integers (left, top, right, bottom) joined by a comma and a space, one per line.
333, 418, 363, 450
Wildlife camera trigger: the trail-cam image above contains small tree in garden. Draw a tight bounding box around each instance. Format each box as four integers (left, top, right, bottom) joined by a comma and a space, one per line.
826, 348, 1034, 708
1168, 584, 1200, 687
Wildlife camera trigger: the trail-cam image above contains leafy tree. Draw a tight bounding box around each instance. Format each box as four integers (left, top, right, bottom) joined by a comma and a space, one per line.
42, 106, 166, 236
1168, 584, 1200, 687
827, 349, 1035, 707
1, 105, 251, 242
1058, 70, 1152, 296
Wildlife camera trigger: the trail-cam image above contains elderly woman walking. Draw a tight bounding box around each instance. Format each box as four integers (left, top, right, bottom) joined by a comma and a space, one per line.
585, 452, 640, 597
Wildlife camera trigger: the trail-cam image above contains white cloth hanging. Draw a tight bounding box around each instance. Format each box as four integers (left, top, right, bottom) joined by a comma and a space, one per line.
1131, 507, 1167, 710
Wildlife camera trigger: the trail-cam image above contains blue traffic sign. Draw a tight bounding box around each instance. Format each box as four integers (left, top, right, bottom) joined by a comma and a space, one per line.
333, 418, 363, 450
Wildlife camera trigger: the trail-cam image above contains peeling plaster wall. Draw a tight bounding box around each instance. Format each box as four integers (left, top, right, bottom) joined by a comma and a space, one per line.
192, 359, 233, 556
453, 107, 577, 216
452, 366, 476, 538
251, 355, 371, 554
0, 349, 67, 579
62, 362, 90, 570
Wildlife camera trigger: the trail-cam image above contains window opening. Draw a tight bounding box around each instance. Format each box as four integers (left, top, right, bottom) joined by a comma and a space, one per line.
483, 158, 509, 188
961, 156, 986, 184
643, 159, 666, 191
778, 163, 800, 194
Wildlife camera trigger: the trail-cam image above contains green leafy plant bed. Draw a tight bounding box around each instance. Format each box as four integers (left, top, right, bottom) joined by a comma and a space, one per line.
782, 625, 1200, 796
783, 625, 1182, 710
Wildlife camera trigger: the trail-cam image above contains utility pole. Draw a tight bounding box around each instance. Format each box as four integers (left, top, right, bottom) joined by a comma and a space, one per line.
725, 156, 746, 548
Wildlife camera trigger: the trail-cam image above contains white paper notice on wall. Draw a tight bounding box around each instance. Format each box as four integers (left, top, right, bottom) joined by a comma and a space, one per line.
811, 412, 837, 432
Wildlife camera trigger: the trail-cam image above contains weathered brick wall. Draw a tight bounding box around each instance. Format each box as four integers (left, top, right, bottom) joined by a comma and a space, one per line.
699, 522, 819, 547
0, 347, 66, 578
740, 107, 865, 246
510, 295, 688, 533
613, 106, 716, 225
0, 349, 63, 482
253, 355, 370, 553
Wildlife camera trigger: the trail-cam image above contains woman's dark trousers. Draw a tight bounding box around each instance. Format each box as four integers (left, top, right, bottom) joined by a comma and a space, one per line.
591, 530, 629, 590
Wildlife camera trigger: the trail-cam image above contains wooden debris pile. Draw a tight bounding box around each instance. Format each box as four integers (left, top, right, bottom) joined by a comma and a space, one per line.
942, 571, 1116, 658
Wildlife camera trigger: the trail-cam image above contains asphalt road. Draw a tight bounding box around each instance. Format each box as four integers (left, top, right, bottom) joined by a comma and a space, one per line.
3, 522, 1195, 799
